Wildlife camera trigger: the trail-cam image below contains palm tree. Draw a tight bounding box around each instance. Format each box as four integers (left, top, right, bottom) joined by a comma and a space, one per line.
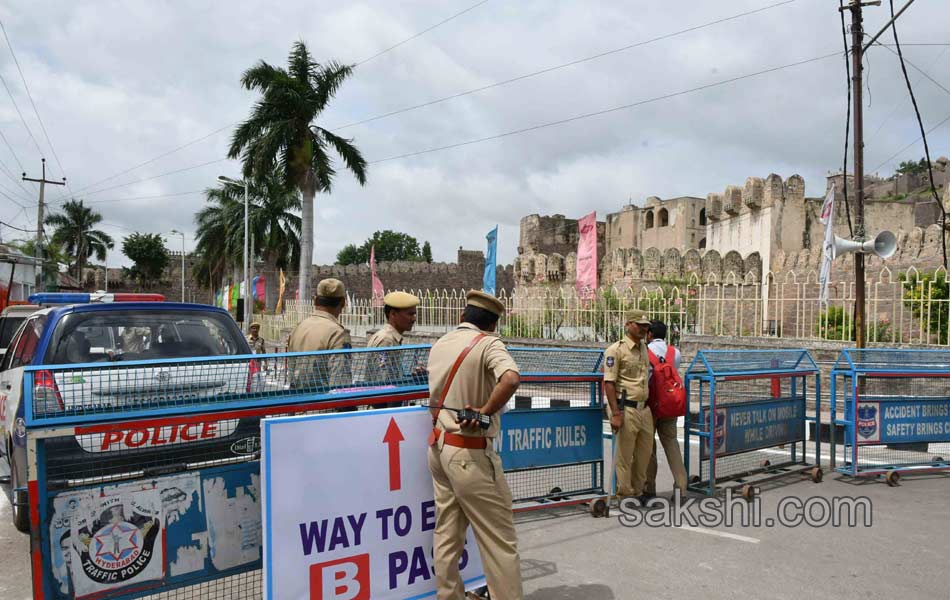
195, 185, 243, 297
247, 174, 301, 309
228, 41, 367, 304
197, 174, 301, 309
44, 199, 114, 284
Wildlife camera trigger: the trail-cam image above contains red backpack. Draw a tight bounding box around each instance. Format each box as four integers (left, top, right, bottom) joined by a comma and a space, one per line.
647, 345, 686, 419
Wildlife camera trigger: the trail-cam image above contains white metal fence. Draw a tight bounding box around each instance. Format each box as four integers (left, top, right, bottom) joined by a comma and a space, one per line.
255, 266, 949, 347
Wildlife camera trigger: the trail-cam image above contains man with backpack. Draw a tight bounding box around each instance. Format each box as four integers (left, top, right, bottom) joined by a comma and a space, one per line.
604, 310, 654, 503
645, 319, 688, 499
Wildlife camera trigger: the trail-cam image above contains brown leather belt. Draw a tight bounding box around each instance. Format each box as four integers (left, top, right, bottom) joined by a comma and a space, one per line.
432, 428, 488, 449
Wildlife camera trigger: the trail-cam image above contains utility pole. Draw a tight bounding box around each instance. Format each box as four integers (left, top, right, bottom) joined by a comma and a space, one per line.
843, 0, 880, 349
22, 158, 66, 292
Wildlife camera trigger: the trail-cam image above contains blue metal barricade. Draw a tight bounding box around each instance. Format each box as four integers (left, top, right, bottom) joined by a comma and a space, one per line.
22, 346, 429, 600
503, 348, 607, 514
685, 349, 823, 498
22, 344, 606, 599
831, 348, 950, 485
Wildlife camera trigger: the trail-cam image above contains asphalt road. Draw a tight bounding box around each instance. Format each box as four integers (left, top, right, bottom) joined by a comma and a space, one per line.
3, 439, 950, 599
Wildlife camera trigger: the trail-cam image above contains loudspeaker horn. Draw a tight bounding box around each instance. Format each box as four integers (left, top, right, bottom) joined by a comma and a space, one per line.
833, 230, 897, 259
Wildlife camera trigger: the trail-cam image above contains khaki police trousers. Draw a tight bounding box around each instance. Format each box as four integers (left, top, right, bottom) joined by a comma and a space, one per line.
615, 404, 654, 498
646, 416, 687, 495
428, 443, 523, 600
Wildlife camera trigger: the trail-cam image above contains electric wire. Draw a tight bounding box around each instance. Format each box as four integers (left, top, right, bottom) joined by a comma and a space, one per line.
870, 46, 948, 137
886, 0, 947, 268
368, 51, 839, 164
334, 0, 801, 131
0, 19, 72, 193
354, 0, 491, 67
839, 0, 854, 236
72, 0, 800, 195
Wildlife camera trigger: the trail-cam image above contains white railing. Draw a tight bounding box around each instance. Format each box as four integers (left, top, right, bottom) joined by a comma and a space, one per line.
256, 266, 950, 347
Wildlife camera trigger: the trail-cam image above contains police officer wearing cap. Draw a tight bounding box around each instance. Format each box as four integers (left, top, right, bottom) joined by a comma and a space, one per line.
604, 310, 654, 501
246, 321, 266, 354
427, 290, 523, 600
367, 291, 419, 348
367, 291, 422, 407
287, 278, 353, 393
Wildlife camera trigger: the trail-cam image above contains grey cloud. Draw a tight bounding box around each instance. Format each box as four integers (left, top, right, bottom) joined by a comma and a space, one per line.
0, 0, 948, 269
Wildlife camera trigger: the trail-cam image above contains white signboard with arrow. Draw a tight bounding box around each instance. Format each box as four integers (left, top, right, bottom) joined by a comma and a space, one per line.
261, 405, 486, 599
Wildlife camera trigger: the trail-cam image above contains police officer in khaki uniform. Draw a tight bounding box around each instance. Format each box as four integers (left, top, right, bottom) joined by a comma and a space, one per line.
604, 310, 654, 501
286, 278, 352, 392
246, 321, 266, 354
428, 290, 523, 600
367, 291, 421, 407
366, 291, 419, 347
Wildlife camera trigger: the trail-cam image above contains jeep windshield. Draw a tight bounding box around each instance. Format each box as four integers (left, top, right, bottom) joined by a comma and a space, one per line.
44, 309, 249, 364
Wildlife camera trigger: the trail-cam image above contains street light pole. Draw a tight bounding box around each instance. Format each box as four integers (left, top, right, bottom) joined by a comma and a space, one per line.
244, 182, 249, 329
169, 229, 185, 302
219, 176, 251, 332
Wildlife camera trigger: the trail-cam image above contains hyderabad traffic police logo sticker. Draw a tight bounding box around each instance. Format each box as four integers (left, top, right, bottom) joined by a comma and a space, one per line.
857, 403, 879, 441
75, 496, 160, 584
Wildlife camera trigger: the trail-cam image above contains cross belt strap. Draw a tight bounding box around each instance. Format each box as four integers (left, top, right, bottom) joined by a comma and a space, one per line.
428, 333, 488, 447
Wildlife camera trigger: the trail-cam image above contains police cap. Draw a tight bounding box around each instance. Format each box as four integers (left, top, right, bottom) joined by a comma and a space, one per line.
384, 291, 419, 309
624, 309, 651, 325
316, 278, 346, 299
466, 290, 505, 316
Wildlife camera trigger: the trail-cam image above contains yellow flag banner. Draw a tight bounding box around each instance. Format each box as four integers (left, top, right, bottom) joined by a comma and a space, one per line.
277, 269, 286, 314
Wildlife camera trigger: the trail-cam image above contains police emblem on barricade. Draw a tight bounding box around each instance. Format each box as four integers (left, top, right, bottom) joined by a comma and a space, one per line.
713, 409, 727, 454
857, 403, 879, 442
71, 492, 163, 594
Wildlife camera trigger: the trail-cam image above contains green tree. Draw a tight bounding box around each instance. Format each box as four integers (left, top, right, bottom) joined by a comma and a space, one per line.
122, 233, 169, 288
195, 183, 244, 296
896, 158, 927, 176
336, 244, 365, 266
44, 199, 114, 282
335, 230, 424, 265
422, 241, 433, 263
900, 270, 949, 344
10, 238, 69, 288
229, 41, 367, 304
816, 305, 892, 343
203, 173, 302, 309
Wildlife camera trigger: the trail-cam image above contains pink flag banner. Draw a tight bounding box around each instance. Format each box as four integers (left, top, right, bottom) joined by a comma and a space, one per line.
370, 245, 385, 307
576, 211, 598, 301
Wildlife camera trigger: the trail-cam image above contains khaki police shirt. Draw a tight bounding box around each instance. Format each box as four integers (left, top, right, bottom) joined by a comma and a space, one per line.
286, 311, 352, 388
603, 336, 649, 403
428, 323, 519, 439
366, 324, 406, 383
366, 323, 403, 347
247, 334, 266, 354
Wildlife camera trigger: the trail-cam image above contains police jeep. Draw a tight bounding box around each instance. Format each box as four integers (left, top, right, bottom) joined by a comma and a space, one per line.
0, 293, 260, 532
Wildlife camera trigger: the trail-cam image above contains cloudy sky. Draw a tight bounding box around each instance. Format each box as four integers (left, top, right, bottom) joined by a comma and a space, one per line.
0, 0, 948, 269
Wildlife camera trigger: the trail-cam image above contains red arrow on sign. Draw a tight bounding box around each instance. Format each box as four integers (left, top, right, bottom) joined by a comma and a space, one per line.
383, 417, 405, 491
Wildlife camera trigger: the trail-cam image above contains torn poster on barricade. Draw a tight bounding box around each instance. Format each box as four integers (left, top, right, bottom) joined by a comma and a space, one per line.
68, 488, 164, 598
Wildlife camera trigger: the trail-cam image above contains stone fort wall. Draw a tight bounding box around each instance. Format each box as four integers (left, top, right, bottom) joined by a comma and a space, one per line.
96, 248, 514, 305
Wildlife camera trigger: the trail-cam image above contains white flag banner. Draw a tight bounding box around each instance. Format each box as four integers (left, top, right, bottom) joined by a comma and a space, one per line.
819, 184, 836, 304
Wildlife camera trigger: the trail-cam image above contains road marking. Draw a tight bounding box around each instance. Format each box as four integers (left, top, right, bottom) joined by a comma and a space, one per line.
675, 525, 760, 544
